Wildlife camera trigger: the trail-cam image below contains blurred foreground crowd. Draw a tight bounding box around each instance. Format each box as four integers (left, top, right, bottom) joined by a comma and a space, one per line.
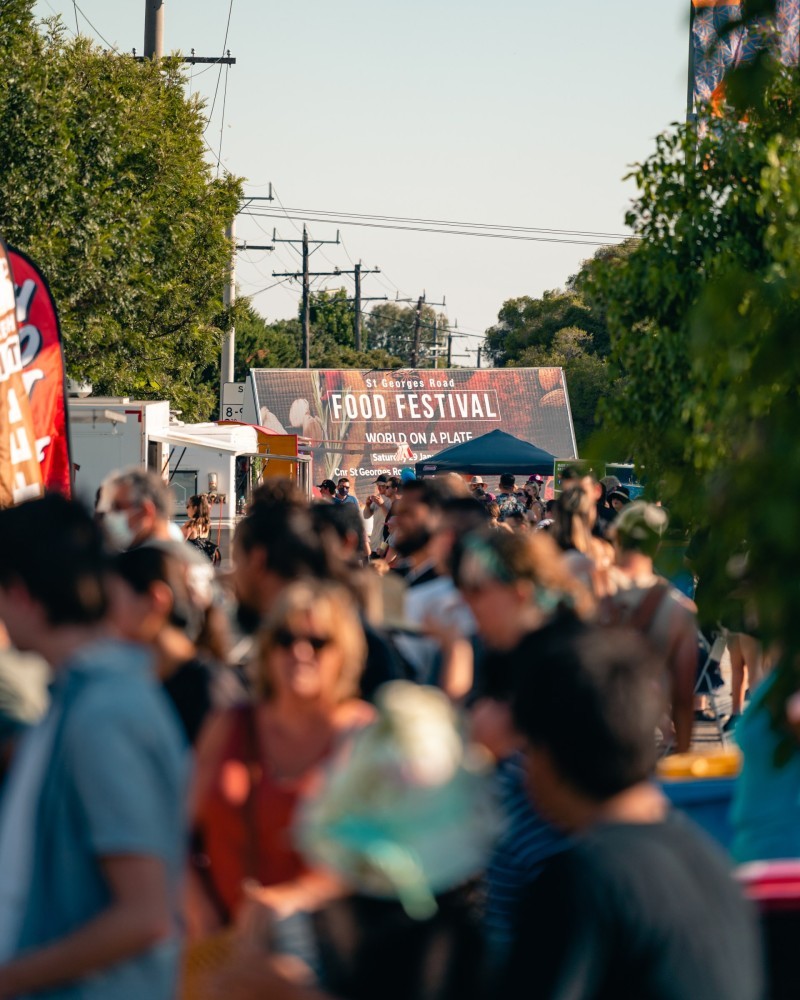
0, 465, 789, 999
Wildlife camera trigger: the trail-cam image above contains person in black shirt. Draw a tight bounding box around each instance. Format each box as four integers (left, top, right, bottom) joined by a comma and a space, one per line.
505, 622, 764, 1000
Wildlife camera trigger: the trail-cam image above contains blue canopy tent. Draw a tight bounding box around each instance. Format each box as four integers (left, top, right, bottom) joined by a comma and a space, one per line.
415, 428, 557, 477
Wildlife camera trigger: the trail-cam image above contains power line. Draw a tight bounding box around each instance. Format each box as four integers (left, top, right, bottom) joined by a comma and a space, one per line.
245, 204, 638, 242
72, 0, 79, 35
215, 63, 230, 178
242, 210, 628, 247
73, 1, 118, 51
204, 0, 234, 134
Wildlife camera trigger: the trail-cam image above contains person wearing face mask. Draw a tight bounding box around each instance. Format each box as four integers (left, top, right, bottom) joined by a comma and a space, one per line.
99, 468, 181, 551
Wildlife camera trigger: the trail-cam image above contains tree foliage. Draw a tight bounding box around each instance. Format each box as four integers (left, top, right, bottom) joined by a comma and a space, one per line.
482, 247, 627, 449
366, 301, 449, 364
233, 291, 403, 379
0, 2, 240, 419
590, 22, 800, 664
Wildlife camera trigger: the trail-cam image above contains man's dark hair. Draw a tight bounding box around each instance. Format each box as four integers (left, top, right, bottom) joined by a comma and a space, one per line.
512, 623, 663, 800
0, 495, 108, 625
441, 496, 490, 537
499, 473, 515, 489
250, 477, 305, 510
375, 474, 390, 485
235, 501, 330, 580
386, 475, 401, 490
310, 501, 364, 547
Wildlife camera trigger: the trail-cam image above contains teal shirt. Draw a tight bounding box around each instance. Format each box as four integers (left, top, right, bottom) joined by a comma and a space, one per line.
15, 640, 189, 1000
731, 676, 800, 863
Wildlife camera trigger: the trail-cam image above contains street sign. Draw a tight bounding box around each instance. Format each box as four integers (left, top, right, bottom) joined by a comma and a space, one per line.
221, 381, 246, 421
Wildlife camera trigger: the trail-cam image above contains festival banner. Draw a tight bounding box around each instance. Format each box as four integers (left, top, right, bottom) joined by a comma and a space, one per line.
0, 240, 44, 506
691, 0, 800, 113
8, 247, 72, 497
250, 367, 577, 488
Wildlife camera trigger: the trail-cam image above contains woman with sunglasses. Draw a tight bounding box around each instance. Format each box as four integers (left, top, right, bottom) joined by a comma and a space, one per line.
188, 581, 373, 946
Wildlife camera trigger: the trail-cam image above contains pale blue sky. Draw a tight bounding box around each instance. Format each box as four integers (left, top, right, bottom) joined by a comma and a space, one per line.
35, 1, 690, 360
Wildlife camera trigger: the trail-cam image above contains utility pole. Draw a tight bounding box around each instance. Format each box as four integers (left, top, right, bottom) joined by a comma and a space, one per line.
411, 295, 425, 367
346, 263, 384, 350
476, 346, 482, 369
216, 191, 275, 414
432, 317, 438, 369
138, 1, 236, 66
271, 228, 341, 370
272, 232, 383, 367
143, 0, 164, 59
221, 219, 236, 389
396, 292, 446, 367
354, 263, 362, 352
301, 227, 311, 369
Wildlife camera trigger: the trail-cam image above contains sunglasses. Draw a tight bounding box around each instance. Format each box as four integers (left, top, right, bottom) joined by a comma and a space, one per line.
272, 627, 333, 652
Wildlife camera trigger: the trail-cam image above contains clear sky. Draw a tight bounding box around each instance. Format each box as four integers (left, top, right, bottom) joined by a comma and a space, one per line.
34, 1, 691, 361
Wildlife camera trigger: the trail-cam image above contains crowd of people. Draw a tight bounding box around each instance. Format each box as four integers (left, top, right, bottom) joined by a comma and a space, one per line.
0, 462, 791, 999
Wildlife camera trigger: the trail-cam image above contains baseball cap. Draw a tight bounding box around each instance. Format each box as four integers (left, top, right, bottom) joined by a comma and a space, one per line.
527, 474, 544, 484
613, 501, 668, 557
317, 479, 337, 493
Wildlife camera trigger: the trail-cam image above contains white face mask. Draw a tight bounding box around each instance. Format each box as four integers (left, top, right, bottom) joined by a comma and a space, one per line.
103, 511, 137, 551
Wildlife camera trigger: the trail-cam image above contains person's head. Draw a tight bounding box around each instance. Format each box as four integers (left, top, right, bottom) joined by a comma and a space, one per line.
374, 473, 390, 496
311, 501, 366, 564
186, 494, 211, 528
612, 502, 668, 563
552, 486, 595, 553
100, 468, 173, 549
499, 473, 515, 492
0, 496, 108, 658
607, 489, 631, 514
452, 528, 592, 649
257, 581, 366, 705
484, 500, 500, 523
512, 625, 663, 830
107, 542, 225, 660
337, 477, 352, 498
251, 477, 306, 510
384, 475, 401, 502
390, 479, 439, 558
233, 501, 330, 628
504, 509, 529, 533
317, 479, 337, 501
469, 476, 486, 492
600, 475, 621, 497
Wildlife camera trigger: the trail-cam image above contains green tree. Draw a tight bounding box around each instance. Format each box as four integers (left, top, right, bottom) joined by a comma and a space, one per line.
590, 16, 800, 666
515, 328, 618, 450
484, 284, 610, 368
366, 301, 449, 364
0, 3, 241, 420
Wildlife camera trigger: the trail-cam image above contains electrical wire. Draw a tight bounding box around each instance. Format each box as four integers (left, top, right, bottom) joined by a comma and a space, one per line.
203, 0, 234, 135
72, 1, 118, 51
72, 0, 80, 35
245, 204, 638, 242
243, 210, 626, 247
215, 63, 230, 178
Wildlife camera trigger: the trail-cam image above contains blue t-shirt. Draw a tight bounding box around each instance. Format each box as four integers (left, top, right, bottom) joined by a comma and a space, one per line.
732, 675, 800, 863
15, 640, 189, 1000
333, 493, 359, 507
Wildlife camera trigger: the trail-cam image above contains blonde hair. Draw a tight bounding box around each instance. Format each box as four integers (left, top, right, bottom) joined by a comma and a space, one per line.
257, 581, 366, 702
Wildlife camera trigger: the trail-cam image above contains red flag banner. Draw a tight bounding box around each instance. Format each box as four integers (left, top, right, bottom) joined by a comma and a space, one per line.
0, 240, 44, 506
8, 247, 72, 497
